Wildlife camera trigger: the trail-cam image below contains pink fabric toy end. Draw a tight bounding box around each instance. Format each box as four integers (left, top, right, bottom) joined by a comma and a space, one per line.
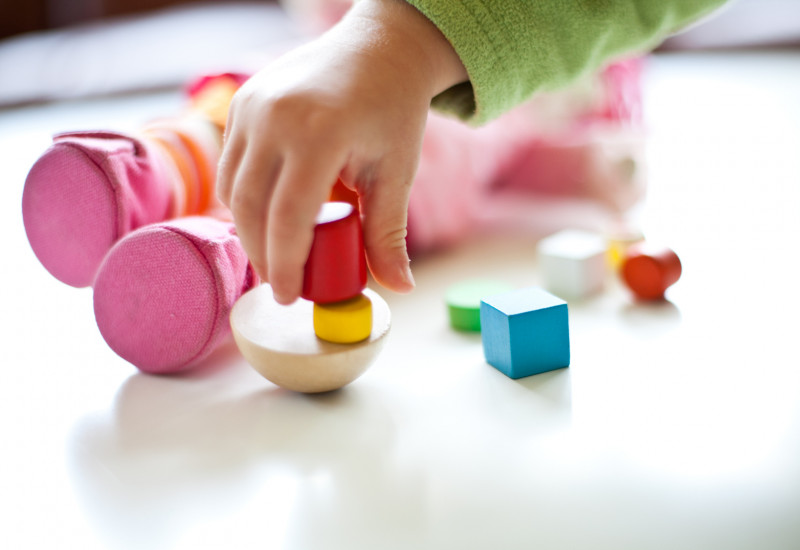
93, 217, 257, 374
22, 132, 174, 287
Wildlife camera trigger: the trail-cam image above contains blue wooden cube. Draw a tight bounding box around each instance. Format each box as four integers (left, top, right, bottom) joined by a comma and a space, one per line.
480, 287, 570, 379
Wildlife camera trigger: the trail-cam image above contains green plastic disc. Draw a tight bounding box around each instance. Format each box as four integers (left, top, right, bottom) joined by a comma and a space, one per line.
445, 279, 514, 332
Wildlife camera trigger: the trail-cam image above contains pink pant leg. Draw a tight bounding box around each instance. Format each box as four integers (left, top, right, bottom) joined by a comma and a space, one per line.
22, 117, 222, 288
22, 131, 178, 287
93, 216, 258, 374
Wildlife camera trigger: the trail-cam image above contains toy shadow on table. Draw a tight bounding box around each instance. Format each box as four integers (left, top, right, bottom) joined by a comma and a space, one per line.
65, 365, 426, 549
618, 298, 682, 338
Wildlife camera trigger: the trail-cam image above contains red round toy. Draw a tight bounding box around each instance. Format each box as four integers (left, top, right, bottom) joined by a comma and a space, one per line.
621, 243, 682, 301
302, 202, 367, 304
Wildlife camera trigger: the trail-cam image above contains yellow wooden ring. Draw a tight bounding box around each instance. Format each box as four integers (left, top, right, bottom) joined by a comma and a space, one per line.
230, 286, 390, 393
313, 293, 372, 344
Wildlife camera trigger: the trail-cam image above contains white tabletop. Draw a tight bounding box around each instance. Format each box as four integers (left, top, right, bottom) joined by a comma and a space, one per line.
2, 50, 799, 550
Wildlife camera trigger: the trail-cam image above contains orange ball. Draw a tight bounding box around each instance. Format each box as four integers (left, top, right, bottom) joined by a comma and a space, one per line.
621, 243, 682, 300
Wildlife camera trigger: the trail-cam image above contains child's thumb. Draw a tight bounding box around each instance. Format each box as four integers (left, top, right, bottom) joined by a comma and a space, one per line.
359, 175, 415, 295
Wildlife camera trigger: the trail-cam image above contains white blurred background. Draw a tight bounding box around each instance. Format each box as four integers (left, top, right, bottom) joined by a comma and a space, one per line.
0, 0, 798, 107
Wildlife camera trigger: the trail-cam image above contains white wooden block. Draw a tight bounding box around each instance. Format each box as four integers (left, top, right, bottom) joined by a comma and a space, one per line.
537, 229, 608, 300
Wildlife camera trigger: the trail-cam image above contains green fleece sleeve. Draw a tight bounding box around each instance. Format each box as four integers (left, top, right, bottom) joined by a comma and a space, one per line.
404, 0, 729, 124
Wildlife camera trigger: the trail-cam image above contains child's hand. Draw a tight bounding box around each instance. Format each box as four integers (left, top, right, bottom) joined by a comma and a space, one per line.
217, 0, 466, 304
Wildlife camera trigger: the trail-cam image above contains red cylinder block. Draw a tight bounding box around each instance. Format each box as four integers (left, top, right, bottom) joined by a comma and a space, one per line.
621, 243, 682, 301
329, 178, 360, 212
302, 202, 367, 304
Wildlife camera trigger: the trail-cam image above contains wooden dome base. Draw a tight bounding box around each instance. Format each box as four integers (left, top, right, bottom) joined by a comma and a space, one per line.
230, 284, 391, 393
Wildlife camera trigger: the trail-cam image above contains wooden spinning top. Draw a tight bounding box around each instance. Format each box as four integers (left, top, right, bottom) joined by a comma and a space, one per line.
231, 201, 390, 393
230, 285, 390, 393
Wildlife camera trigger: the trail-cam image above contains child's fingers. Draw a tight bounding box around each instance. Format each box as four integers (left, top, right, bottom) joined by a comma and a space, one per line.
228, 150, 283, 281
215, 138, 242, 208
359, 163, 416, 294
266, 151, 346, 305
216, 89, 249, 207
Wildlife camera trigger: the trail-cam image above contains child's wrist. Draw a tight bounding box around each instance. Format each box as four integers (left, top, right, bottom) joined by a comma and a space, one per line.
387, 0, 468, 95
340, 0, 468, 99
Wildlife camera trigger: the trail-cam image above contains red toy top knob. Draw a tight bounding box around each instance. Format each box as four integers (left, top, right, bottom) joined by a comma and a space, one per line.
302, 202, 367, 304
621, 243, 682, 301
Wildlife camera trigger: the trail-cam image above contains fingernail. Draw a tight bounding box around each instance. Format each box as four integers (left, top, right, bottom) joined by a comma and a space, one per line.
273, 291, 294, 306
402, 262, 416, 290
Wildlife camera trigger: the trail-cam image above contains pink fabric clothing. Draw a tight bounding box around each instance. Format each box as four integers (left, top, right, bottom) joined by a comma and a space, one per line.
22, 131, 176, 287
93, 217, 258, 374
407, 58, 645, 253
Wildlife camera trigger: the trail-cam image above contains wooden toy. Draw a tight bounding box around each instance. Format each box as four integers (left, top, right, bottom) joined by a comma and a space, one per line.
445, 279, 513, 332
621, 243, 682, 301
537, 229, 608, 300
605, 225, 645, 270
302, 202, 367, 304
302, 201, 373, 344
231, 285, 390, 393
232, 199, 388, 392
313, 293, 373, 344
480, 287, 570, 379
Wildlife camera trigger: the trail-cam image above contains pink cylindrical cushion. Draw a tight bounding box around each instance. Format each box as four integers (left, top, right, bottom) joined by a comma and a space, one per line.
93, 217, 258, 374
22, 131, 175, 287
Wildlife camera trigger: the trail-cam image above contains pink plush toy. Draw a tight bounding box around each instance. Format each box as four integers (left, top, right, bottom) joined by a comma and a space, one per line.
22, 55, 644, 374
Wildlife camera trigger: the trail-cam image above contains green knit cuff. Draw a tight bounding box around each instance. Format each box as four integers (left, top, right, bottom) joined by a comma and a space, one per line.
405, 0, 728, 126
